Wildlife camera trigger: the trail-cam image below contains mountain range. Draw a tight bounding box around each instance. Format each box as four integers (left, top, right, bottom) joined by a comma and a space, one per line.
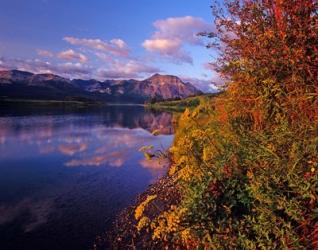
0, 70, 202, 103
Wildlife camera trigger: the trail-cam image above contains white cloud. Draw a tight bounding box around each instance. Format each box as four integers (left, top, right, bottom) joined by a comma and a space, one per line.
181, 76, 221, 93
58, 49, 88, 63
64, 36, 130, 57
143, 16, 213, 64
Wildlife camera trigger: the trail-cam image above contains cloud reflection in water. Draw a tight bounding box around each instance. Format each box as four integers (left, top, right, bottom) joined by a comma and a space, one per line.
0, 106, 174, 248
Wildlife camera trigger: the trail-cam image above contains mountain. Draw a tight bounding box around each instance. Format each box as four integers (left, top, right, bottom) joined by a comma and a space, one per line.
71, 74, 202, 102
141, 73, 201, 99
0, 70, 94, 102
0, 70, 34, 83
0, 70, 202, 103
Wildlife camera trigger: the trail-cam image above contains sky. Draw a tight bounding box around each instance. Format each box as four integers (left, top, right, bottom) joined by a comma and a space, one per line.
0, 0, 220, 92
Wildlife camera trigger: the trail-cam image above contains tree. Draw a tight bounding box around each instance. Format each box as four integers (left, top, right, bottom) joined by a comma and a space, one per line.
202, 0, 318, 128
133, 1, 318, 249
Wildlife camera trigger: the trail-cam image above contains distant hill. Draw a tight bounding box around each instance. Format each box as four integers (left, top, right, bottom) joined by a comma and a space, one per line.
0, 70, 202, 103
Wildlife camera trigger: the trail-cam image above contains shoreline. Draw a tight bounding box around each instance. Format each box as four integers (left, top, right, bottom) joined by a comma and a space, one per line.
0, 99, 153, 110
0, 98, 146, 106
94, 174, 180, 250
0, 98, 104, 106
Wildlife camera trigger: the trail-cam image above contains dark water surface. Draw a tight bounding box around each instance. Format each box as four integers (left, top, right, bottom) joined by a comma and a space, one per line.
0, 105, 174, 250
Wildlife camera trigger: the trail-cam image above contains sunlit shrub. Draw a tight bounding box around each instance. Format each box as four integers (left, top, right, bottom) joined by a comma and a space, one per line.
134, 0, 318, 248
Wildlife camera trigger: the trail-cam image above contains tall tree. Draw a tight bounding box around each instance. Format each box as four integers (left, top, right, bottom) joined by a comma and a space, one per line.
203, 0, 318, 128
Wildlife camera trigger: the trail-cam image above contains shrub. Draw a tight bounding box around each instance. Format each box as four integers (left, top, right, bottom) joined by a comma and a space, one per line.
134, 1, 318, 248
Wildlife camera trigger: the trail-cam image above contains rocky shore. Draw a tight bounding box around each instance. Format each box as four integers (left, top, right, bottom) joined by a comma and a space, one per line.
93, 175, 180, 250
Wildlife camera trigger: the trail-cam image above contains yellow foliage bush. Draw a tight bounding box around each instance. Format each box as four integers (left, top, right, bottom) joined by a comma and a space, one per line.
134, 195, 157, 221
133, 1, 318, 248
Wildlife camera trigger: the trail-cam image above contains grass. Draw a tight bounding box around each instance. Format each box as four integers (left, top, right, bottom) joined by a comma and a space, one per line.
146, 93, 219, 112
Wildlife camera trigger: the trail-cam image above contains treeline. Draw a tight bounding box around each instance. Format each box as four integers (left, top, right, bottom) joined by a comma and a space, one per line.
146, 94, 219, 112
134, 0, 318, 249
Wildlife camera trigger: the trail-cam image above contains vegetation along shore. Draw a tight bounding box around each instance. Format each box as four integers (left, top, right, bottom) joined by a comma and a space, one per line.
97, 0, 318, 249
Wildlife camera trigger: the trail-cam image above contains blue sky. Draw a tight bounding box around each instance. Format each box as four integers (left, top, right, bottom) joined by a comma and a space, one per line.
0, 0, 220, 91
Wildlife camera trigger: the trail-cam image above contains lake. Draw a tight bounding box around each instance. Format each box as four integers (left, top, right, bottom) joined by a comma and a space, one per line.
0, 105, 174, 250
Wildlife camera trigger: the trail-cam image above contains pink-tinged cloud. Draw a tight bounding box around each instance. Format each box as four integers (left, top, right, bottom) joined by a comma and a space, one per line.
94, 52, 115, 63
97, 59, 160, 79
63, 36, 130, 57
65, 151, 126, 168
0, 57, 93, 79
153, 16, 212, 44
110, 38, 127, 49
0, 60, 5, 71
143, 38, 192, 64
143, 16, 214, 64
0, 56, 159, 80
58, 49, 88, 63
143, 39, 181, 53
37, 49, 54, 57
58, 143, 87, 156
58, 62, 92, 77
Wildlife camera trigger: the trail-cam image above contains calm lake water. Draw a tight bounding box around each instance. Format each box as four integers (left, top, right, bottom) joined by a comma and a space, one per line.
0, 105, 174, 250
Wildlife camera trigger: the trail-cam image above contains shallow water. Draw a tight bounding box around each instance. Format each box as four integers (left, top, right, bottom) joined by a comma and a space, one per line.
0, 105, 174, 250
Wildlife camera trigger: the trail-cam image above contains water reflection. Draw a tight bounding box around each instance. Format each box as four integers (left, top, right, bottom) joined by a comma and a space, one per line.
0, 106, 174, 250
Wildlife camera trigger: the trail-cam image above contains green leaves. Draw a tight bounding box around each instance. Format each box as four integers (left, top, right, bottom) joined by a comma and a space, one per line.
143, 98, 317, 248
133, 0, 318, 248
